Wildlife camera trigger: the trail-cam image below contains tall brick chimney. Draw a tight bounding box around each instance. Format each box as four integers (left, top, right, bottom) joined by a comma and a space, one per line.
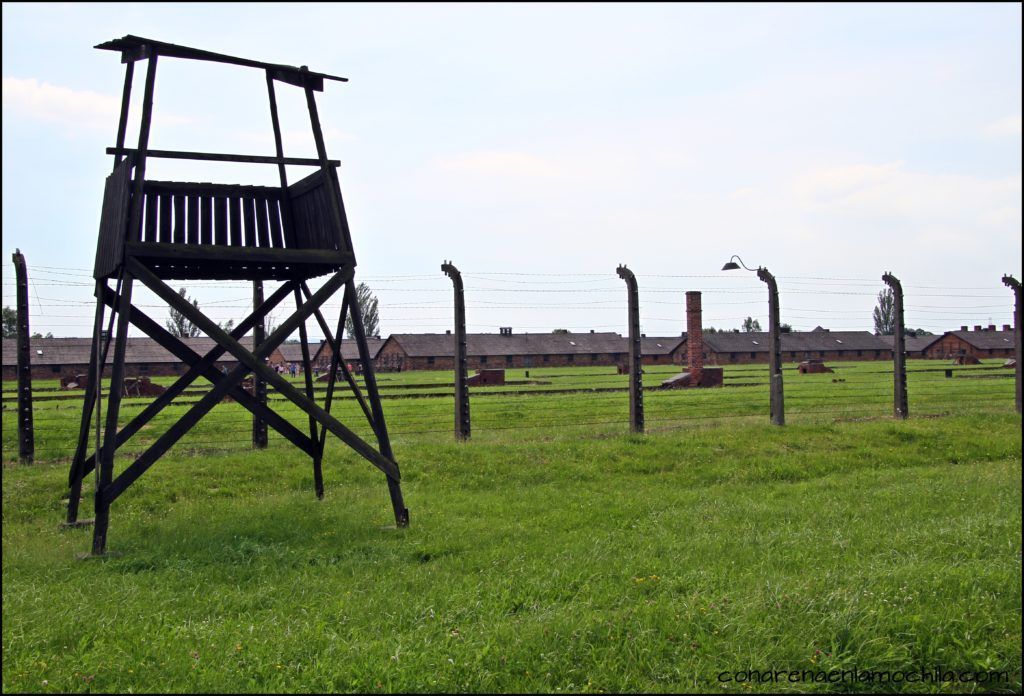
686, 291, 704, 380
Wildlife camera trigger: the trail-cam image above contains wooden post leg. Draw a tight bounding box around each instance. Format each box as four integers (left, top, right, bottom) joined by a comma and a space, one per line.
252, 280, 268, 448
345, 279, 408, 527
91, 275, 134, 556
67, 286, 107, 526
294, 288, 323, 498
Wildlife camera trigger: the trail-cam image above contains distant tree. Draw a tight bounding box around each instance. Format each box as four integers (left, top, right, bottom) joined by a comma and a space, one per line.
741, 317, 762, 332
344, 283, 380, 338
2, 306, 17, 338
166, 288, 201, 338
780, 323, 793, 333
31, 331, 54, 339
873, 288, 896, 335
906, 328, 933, 338
704, 326, 719, 334
551, 328, 569, 334
218, 318, 235, 333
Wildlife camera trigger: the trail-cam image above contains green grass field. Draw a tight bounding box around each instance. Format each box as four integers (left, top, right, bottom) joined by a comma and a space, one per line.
2, 360, 1021, 692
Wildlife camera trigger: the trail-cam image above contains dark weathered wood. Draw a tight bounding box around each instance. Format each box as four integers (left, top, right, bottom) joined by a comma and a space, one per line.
311, 289, 355, 462
267, 199, 285, 248
271, 69, 324, 92
186, 194, 200, 244
97, 280, 312, 505
127, 258, 401, 482
127, 242, 350, 266
255, 197, 272, 248
229, 196, 243, 246
172, 194, 186, 244
119, 44, 150, 64
145, 180, 282, 196
96, 35, 348, 86
616, 264, 643, 434
442, 262, 470, 440
68, 280, 108, 522
300, 283, 374, 428
105, 262, 400, 506
158, 193, 172, 243
294, 288, 324, 497
303, 82, 353, 255
122, 50, 158, 279
199, 194, 213, 244
343, 277, 408, 526
241, 196, 256, 247
13, 250, 34, 461
143, 191, 157, 243
265, 71, 289, 187
91, 273, 134, 555
882, 273, 908, 419
213, 196, 228, 245
266, 72, 296, 249
252, 280, 268, 449
93, 156, 134, 278
75, 280, 304, 483
112, 61, 134, 169
106, 147, 339, 167
81, 38, 410, 550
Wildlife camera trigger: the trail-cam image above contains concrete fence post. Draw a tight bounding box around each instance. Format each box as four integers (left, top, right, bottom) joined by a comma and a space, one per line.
616, 265, 644, 434
13, 249, 34, 462
442, 261, 470, 440
882, 272, 908, 419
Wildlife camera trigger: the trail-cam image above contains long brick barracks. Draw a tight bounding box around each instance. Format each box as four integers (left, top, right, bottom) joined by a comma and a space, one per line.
2, 324, 1015, 380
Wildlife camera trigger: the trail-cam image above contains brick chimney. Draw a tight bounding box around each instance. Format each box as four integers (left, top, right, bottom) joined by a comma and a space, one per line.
988, 324, 996, 331
960, 326, 968, 331
686, 291, 704, 380
1004, 324, 1012, 331
974, 325, 982, 331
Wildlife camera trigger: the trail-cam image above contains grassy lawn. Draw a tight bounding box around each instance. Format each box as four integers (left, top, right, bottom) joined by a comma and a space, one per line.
2, 362, 1021, 692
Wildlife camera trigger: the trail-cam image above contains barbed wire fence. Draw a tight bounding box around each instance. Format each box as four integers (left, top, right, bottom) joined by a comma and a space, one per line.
2, 264, 1019, 462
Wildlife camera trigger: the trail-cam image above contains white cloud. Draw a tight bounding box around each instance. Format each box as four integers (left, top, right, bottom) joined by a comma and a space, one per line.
2, 77, 195, 137
789, 161, 1021, 227
984, 115, 1022, 138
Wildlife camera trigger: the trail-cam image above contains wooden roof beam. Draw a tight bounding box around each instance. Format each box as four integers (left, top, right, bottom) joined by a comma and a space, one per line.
96, 35, 347, 91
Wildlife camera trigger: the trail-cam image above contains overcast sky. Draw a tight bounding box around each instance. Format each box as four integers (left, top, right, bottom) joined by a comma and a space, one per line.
2, 2, 1021, 340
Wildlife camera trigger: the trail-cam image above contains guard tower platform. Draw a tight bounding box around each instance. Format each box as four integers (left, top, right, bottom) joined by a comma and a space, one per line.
67, 36, 408, 555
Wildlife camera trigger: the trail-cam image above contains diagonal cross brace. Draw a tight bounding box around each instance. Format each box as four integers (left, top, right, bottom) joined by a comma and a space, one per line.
69, 279, 304, 486
98, 271, 349, 506
86, 285, 314, 471
126, 258, 402, 482
299, 282, 374, 430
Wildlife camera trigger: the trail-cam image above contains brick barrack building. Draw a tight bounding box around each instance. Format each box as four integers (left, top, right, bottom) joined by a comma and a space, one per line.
2, 327, 1015, 380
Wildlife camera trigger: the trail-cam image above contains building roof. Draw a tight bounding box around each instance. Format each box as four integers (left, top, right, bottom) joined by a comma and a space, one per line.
702, 331, 891, 354
384, 332, 629, 358
944, 329, 1015, 350
640, 336, 686, 356
2, 335, 268, 367
878, 334, 943, 353
312, 337, 386, 363
277, 342, 321, 363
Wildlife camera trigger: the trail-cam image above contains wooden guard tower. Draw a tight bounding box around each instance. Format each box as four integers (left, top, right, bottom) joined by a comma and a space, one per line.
66, 36, 408, 555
